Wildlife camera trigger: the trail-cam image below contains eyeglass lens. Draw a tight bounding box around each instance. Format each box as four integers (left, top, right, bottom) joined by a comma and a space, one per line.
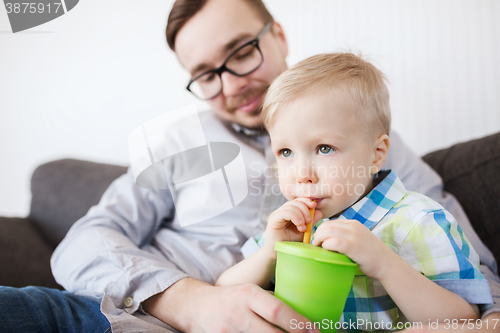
189, 43, 263, 99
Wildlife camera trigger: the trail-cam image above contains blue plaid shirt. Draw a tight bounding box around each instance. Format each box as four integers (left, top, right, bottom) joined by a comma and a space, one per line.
311, 170, 492, 331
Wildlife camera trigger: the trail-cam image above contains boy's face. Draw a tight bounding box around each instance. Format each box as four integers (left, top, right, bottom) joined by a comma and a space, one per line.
269, 89, 381, 218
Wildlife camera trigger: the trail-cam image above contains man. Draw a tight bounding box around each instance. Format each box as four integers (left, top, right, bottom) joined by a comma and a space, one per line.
1, 0, 498, 332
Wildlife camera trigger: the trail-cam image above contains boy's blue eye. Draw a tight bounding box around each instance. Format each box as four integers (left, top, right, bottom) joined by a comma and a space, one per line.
318, 145, 334, 155
280, 149, 293, 158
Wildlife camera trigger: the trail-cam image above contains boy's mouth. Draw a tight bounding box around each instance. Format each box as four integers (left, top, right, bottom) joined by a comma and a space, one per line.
306, 197, 323, 205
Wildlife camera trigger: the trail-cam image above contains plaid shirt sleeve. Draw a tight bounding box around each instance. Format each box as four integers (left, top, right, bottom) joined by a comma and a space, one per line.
396, 199, 491, 304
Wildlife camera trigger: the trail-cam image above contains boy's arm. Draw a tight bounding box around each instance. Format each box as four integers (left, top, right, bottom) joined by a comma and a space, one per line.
216, 246, 276, 288
216, 198, 321, 287
313, 217, 483, 323
376, 248, 479, 322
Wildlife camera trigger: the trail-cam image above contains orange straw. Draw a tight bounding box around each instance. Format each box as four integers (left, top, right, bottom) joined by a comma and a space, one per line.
303, 200, 315, 244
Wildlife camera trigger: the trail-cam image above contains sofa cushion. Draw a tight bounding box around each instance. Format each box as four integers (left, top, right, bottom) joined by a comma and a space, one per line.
29, 159, 127, 249
0, 217, 61, 288
423, 132, 500, 267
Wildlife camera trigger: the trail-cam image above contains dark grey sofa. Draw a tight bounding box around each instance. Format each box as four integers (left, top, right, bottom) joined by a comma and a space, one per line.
0, 132, 499, 288
0, 160, 127, 288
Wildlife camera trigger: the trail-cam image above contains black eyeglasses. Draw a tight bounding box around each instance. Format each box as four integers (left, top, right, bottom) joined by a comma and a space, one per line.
186, 21, 273, 100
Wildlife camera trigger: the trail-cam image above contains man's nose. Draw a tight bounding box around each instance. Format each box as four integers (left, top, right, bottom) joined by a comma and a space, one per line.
220, 71, 250, 97
295, 160, 318, 184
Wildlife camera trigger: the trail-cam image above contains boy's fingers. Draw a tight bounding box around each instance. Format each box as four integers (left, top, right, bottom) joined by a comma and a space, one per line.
335, 218, 362, 226
313, 210, 323, 224
312, 223, 350, 245
294, 197, 317, 209
273, 206, 306, 231
319, 237, 351, 254
312, 231, 347, 252
284, 200, 313, 223
311, 229, 327, 246
286, 206, 308, 231
316, 220, 358, 233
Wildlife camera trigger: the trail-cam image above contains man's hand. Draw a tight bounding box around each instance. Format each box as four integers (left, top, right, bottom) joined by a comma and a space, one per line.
143, 277, 320, 333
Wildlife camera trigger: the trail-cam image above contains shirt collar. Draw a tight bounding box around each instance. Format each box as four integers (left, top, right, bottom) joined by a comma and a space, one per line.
230, 122, 267, 137
329, 170, 407, 230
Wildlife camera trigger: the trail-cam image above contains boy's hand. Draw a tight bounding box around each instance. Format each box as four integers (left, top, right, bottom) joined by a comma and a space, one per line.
312, 219, 398, 280
263, 198, 322, 259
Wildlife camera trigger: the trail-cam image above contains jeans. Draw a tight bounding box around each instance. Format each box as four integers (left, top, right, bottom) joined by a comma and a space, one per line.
0, 286, 111, 333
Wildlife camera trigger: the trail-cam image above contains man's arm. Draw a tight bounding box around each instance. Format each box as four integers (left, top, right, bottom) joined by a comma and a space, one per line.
51, 168, 187, 315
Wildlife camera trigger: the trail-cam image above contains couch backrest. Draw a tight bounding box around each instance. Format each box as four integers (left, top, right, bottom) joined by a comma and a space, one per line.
29, 159, 127, 249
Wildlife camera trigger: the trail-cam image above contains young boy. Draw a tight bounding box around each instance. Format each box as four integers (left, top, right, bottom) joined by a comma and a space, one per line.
216, 53, 492, 329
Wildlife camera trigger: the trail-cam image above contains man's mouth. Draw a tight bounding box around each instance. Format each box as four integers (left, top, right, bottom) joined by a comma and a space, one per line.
236, 93, 264, 114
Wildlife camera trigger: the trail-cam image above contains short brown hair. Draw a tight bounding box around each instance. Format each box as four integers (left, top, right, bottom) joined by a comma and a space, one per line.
262, 53, 391, 139
166, 0, 274, 51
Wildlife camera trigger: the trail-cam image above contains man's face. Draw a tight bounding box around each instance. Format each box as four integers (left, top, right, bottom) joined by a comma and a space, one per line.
175, 0, 288, 129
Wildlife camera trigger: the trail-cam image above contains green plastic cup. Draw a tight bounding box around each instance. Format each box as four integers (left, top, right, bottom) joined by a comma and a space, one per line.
274, 241, 358, 332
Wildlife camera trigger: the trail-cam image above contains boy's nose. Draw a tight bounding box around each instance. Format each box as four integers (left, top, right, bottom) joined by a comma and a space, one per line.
295, 161, 318, 184
221, 71, 249, 97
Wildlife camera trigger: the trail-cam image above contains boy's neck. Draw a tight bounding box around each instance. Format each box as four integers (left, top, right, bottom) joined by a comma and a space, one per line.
328, 170, 389, 219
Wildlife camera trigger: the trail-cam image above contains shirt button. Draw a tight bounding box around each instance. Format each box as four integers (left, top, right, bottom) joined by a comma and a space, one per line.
124, 296, 133, 308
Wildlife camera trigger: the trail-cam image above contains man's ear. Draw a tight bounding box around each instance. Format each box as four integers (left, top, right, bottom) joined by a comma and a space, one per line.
271, 21, 288, 58
371, 134, 390, 175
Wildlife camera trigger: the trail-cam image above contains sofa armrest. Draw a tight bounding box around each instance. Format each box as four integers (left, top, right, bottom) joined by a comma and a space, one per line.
0, 217, 61, 288
422, 132, 500, 267
28, 159, 127, 249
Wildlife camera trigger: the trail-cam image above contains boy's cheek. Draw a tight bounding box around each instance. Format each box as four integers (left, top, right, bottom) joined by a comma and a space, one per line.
278, 181, 296, 200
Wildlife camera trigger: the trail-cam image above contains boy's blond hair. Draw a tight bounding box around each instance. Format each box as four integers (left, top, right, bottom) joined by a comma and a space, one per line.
262, 53, 391, 139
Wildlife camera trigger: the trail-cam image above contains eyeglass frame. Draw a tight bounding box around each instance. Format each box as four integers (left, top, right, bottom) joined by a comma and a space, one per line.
186, 21, 273, 100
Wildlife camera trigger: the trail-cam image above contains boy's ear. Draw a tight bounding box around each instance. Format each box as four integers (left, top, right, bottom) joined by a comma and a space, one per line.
371, 134, 390, 175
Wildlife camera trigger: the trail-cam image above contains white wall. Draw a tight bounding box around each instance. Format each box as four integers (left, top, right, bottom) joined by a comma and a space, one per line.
1, 0, 499, 217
